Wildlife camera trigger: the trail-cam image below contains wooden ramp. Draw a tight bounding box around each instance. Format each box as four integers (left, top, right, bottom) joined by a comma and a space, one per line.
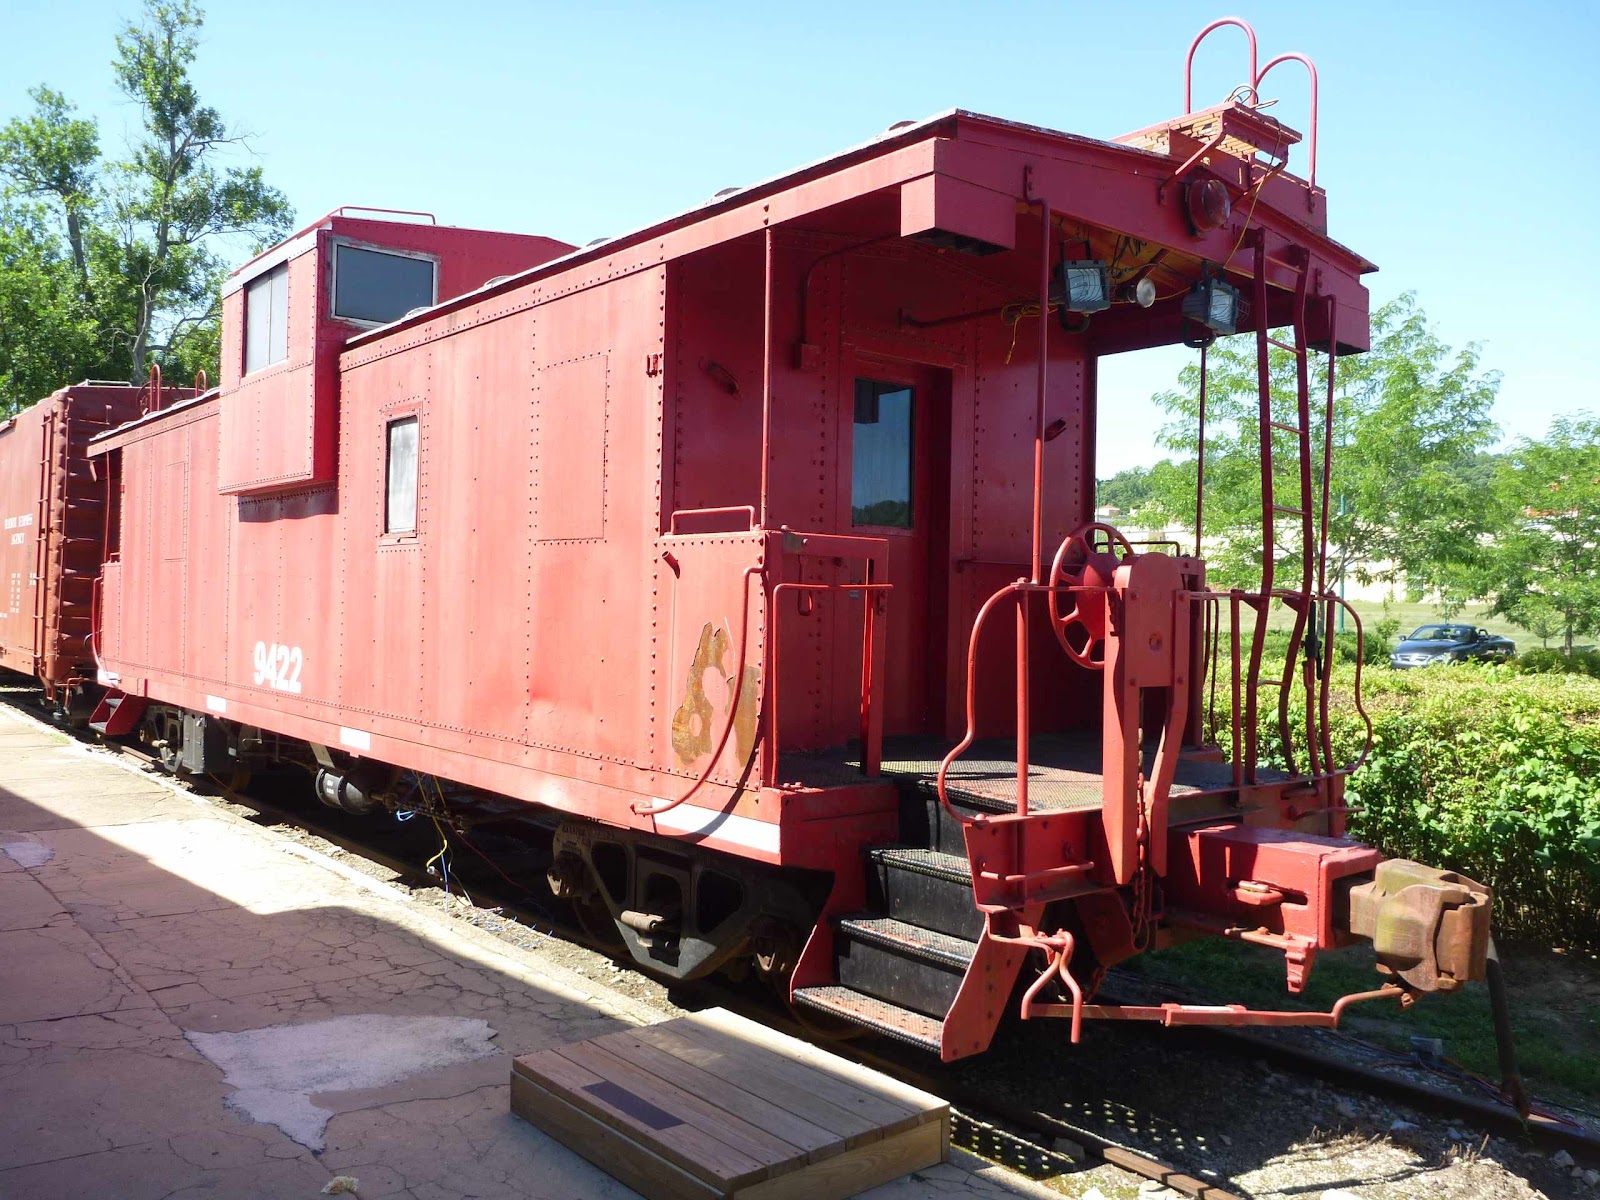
510, 1007, 948, 1200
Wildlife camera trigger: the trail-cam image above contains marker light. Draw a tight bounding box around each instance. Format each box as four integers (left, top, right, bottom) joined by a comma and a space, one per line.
1119, 278, 1158, 308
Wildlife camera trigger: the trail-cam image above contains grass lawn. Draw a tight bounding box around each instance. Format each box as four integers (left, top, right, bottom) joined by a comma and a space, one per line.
1124, 937, 1600, 1110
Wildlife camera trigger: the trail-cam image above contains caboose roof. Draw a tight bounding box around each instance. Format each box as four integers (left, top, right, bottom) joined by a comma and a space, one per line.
343, 107, 1375, 353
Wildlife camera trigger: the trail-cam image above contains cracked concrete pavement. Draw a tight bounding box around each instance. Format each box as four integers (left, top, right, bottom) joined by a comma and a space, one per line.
0, 704, 1057, 1199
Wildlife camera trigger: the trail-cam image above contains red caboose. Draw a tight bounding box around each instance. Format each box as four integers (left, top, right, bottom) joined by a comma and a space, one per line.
88, 25, 1493, 1060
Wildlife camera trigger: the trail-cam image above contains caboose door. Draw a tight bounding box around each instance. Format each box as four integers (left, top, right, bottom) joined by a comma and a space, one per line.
845, 359, 951, 736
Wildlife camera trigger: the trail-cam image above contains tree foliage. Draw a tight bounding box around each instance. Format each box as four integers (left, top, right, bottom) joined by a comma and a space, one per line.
0, 1, 293, 413
1487, 415, 1600, 653
1141, 293, 1501, 596
1096, 465, 1156, 514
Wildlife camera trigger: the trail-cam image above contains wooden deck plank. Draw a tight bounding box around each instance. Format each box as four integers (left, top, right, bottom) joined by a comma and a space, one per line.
510, 1073, 719, 1200
679, 1008, 946, 1121
511, 1009, 948, 1200
630, 1020, 905, 1143
736, 1119, 946, 1200
520, 1044, 766, 1187
557, 1040, 799, 1180
590, 1028, 841, 1160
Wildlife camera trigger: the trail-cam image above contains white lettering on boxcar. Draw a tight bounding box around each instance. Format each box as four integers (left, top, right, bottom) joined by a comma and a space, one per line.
3, 514, 34, 530
252, 641, 304, 694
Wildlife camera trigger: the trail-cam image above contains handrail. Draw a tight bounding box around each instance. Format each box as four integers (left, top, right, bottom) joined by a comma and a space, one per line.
936, 577, 1111, 825
140, 362, 162, 416
1325, 594, 1374, 775
1184, 16, 1260, 113
767, 580, 893, 783
1190, 586, 1374, 788
667, 506, 757, 535
1254, 53, 1319, 190
331, 205, 438, 225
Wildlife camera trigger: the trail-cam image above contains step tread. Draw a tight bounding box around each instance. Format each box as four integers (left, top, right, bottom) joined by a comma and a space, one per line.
838, 916, 977, 968
791, 985, 942, 1051
870, 847, 973, 884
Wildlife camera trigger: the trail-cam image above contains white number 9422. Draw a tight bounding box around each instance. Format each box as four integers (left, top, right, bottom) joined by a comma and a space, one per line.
253, 641, 304, 693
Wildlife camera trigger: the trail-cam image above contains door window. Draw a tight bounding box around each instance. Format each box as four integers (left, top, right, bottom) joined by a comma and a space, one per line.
851, 378, 914, 528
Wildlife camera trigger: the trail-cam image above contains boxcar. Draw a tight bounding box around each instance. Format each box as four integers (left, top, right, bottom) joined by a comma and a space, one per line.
0, 383, 182, 716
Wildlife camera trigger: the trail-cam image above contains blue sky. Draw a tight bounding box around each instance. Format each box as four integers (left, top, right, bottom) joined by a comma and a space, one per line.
5, 0, 1596, 473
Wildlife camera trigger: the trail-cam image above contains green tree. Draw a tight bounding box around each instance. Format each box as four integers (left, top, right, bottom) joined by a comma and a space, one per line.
1096, 465, 1156, 514
1487, 415, 1600, 654
0, 1, 293, 413
0, 199, 100, 407
1142, 293, 1501, 598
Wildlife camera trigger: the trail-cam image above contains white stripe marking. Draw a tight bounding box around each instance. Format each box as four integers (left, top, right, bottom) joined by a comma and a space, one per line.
338, 727, 371, 751
205, 695, 227, 714
651, 804, 780, 853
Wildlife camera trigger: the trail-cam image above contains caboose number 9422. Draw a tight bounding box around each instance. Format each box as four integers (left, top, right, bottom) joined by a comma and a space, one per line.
2, 18, 1497, 1065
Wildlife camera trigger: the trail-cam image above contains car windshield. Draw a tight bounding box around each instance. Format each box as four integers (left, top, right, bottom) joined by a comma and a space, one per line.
1409, 624, 1473, 642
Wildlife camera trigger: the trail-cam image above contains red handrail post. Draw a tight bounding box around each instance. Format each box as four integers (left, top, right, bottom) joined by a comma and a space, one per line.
1254, 53, 1319, 191
1184, 17, 1260, 112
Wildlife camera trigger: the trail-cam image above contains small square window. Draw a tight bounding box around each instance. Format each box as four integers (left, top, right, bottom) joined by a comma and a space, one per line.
385, 417, 418, 535
851, 379, 914, 528
244, 263, 288, 373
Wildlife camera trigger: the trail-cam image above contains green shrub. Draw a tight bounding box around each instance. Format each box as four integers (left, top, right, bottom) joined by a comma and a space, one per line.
1330, 667, 1600, 949
1203, 657, 1600, 950
1514, 647, 1600, 678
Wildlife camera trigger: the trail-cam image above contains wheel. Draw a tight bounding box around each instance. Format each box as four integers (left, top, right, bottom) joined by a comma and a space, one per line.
572, 894, 626, 951
1048, 522, 1134, 668
141, 710, 185, 775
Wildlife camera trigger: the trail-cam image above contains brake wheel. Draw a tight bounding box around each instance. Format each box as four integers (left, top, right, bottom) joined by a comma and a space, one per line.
1049, 522, 1133, 669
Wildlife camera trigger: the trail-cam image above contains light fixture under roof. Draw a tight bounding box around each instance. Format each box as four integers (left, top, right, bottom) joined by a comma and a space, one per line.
1056, 258, 1111, 314
1182, 267, 1241, 337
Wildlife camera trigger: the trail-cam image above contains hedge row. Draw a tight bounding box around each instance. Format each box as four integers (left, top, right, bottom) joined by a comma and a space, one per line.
1213, 660, 1600, 950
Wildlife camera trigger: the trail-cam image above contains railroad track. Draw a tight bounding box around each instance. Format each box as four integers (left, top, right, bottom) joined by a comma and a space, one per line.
14, 690, 1597, 1198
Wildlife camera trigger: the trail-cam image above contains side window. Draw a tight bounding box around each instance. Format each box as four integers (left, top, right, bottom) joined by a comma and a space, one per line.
243, 263, 289, 373
333, 244, 437, 326
384, 416, 419, 535
851, 378, 915, 528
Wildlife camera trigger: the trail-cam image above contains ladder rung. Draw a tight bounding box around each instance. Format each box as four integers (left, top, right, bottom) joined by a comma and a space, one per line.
1268, 420, 1303, 435
1271, 504, 1306, 516
1265, 336, 1302, 354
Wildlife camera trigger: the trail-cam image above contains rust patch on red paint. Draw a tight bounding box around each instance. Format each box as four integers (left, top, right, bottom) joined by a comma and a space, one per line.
732, 663, 760, 765
671, 622, 729, 765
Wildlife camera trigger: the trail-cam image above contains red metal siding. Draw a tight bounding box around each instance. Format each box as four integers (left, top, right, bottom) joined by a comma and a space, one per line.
0, 386, 152, 695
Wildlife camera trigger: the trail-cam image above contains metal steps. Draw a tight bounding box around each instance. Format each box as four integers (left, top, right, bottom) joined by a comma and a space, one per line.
867, 848, 983, 940
835, 914, 975, 1019
89, 693, 145, 736
790, 985, 943, 1052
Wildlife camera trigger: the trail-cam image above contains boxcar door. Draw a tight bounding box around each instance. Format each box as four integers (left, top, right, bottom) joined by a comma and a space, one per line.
845, 360, 951, 736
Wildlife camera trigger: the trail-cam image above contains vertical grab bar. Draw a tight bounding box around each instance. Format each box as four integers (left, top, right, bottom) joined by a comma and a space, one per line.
1184, 17, 1260, 113
1255, 54, 1319, 192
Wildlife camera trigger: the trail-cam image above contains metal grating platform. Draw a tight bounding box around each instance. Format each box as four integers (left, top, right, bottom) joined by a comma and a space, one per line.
782, 732, 1255, 813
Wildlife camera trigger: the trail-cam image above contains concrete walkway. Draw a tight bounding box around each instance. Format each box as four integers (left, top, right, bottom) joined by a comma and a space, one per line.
0, 704, 1056, 1200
